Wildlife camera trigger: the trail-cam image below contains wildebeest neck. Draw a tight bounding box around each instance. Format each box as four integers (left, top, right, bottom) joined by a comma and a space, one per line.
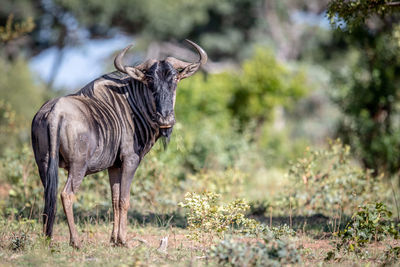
126, 78, 162, 156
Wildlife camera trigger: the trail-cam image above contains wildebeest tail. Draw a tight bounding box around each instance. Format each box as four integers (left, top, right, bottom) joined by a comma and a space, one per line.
43, 121, 61, 237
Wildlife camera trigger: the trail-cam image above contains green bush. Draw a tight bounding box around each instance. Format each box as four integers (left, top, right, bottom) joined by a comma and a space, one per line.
0, 58, 46, 150
0, 144, 41, 218
229, 48, 308, 129
336, 203, 399, 253
179, 192, 257, 241
209, 236, 301, 266
284, 139, 384, 217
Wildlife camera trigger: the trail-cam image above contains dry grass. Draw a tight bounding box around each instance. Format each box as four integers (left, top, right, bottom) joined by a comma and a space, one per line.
0, 219, 398, 267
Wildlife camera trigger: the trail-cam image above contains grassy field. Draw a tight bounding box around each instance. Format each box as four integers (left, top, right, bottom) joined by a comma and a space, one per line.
1, 218, 399, 266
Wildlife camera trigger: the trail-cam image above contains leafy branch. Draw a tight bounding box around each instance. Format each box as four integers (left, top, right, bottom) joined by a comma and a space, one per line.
0, 14, 35, 43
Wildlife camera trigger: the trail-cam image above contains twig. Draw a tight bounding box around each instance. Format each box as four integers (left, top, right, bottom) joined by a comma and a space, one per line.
132, 237, 150, 247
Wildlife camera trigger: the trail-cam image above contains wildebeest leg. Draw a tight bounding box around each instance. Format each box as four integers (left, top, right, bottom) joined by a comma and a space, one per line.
108, 167, 121, 244
61, 165, 85, 248
117, 154, 140, 246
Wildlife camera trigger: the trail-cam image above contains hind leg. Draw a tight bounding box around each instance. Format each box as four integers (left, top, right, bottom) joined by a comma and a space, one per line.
61, 164, 85, 248
108, 167, 121, 244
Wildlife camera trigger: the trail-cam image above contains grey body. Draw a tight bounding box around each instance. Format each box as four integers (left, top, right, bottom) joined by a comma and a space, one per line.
31, 40, 207, 247
33, 72, 158, 175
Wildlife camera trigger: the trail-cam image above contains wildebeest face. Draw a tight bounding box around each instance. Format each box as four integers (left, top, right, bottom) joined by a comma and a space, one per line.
113, 39, 207, 138
145, 61, 178, 129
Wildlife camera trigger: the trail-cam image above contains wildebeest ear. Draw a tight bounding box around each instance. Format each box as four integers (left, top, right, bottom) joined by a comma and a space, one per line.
178, 63, 200, 80
125, 67, 146, 82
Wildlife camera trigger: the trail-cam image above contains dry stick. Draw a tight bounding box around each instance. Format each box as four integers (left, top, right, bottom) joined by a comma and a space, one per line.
29, 196, 36, 220
302, 220, 307, 235
338, 206, 342, 234
332, 206, 337, 234
157, 236, 169, 253
132, 237, 150, 247
289, 199, 293, 229
96, 204, 99, 225
42, 213, 48, 234
269, 209, 273, 228
390, 179, 400, 221
173, 227, 177, 251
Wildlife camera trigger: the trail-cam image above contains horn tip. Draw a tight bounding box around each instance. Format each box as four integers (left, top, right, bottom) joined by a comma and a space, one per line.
184, 39, 208, 65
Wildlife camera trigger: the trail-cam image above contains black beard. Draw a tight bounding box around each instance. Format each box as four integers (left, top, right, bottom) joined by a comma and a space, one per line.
159, 127, 173, 149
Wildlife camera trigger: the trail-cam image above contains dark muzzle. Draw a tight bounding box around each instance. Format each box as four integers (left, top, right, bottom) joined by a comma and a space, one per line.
156, 112, 175, 128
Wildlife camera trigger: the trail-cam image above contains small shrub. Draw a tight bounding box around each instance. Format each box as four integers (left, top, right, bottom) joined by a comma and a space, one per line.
179, 192, 257, 241
209, 236, 301, 266
336, 203, 399, 253
326, 202, 400, 260
254, 224, 296, 240
9, 232, 27, 251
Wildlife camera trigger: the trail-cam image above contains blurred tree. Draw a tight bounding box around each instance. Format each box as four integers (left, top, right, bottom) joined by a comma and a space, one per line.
0, 15, 46, 154
327, 0, 400, 29
0, 58, 46, 154
229, 48, 308, 136
327, 0, 400, 175
0, 0, 264, 61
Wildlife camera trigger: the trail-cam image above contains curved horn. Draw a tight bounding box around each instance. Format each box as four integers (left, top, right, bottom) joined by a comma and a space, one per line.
114, 43, 146, 82
166, 40, 208, 69
185, 39, 207, 66
114, 44, 133, 73
165, 40, 208, 80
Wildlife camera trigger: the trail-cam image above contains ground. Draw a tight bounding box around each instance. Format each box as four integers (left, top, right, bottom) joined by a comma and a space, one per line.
0, 220, 398, 266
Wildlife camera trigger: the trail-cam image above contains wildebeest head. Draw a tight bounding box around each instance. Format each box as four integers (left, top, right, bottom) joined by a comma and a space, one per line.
114, 40, 207, 138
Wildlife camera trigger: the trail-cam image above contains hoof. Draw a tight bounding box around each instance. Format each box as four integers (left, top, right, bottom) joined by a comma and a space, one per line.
70, 240, 81, 249
110, 237, 128, 247
115, 239, 130, 248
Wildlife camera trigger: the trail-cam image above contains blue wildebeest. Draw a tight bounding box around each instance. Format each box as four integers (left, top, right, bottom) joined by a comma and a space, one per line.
31, 40, 207, 248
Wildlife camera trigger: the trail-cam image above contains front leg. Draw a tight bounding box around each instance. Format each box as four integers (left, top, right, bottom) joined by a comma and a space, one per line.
117, 154, 140, 246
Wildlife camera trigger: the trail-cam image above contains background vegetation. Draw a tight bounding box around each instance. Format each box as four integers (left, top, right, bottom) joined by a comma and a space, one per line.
1, 0, 400, 266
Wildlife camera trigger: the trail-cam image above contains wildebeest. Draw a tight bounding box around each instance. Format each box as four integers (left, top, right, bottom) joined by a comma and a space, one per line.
31, 40, 207, 248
